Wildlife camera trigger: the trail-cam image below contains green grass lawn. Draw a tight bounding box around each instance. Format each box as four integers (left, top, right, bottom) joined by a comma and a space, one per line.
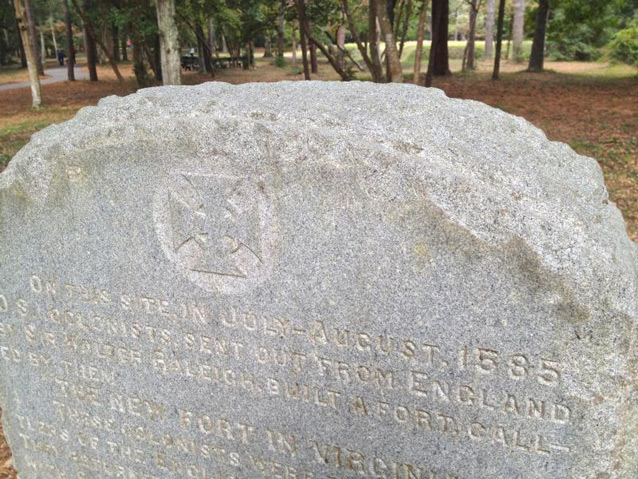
341, 40, 534, 71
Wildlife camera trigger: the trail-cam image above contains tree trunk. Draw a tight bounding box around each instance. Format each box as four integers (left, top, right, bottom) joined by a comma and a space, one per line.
291, 26, 297, 63
208, 19, 217, 56
277, 0, 285, 61
425, 0, 440, 86
196, 23, 213, 74
132, 39, 150, 87
73, 0, 123, 81
153, 34, 162, 81
462, 0, 479, 71
492, 0, 506, 79
367, 0, 384, 82
84, 27, 98, 80
342, 0, 377, 80
398, 0, 412, 58
0, 29, 8, 67
112, 23, 120, 62
15, 19, 28, 68
453, 3, 459, 41
505, 12, 513, 60
156, 0, 181, 85
62, 0, 75, 80
309, 41, 318, 73
336, 26, 347, 70
192, 19, 214, 73
303, 28, 353, 81
221, 33, 228, 54
295, 0, 310, 79
247, 41, 255, 69
13, 0, 42, 107
428, 0, 450, 78
144, 43, 157, 75
413, 0, 428, 84
40, 29, 45, 62
23, 0, 43, 74
307, 18, 318, 74
527, 0, 548, 72
512, 0, 525, 62
127, 10, 148, 86
196, 23, 206, 72
484, 0, 495, 59
263, 36, 273, 57
330, 44, 344, 71
121, 35, 128, 61
51, 20, 58, 53
392, 0, 403, 35
375, 0, 403, 82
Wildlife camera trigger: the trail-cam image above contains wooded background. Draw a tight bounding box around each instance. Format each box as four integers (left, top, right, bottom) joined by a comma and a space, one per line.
2, 0, 637, 107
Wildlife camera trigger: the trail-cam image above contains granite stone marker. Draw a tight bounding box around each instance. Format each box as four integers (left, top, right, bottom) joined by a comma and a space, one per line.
0, 82, 637, 479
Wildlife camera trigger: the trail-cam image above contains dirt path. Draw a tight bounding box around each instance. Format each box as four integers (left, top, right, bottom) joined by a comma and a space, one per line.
0, 65, 89, 91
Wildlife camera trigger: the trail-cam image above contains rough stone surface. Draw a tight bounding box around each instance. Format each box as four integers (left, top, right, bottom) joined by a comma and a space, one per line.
0, 82, 637, 479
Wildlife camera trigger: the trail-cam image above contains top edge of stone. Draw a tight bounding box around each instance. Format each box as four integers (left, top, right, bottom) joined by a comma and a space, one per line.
0, 81, 585, 193
1, 81, 636, 321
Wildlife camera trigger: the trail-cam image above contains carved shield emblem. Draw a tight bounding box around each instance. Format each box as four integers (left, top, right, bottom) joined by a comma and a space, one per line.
154, 171, 279, 293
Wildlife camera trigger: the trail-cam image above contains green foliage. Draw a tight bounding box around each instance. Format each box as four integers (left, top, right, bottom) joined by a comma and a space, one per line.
305, 0, 349, 51
1, 0, 636, 71
306, 0, 343, 30
547, 26, 604, 61
275, 55, 287, 67
287, 65, 303, 76
0, 153, 11, 170
117, 0, 159, 46
546, 0, 635, 61
609, 20, 638, 65
212, 0, 275, 48
133, 56, 153, 87
0, 0, 16, 66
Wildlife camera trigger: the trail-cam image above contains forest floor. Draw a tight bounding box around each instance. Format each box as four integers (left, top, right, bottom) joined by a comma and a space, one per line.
0, 58, 64, 84
0, 55, 636, 478
0, 411, 15, 479
0, 67, 49, 85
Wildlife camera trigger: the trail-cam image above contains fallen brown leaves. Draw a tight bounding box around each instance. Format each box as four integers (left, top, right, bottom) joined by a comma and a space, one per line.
0, 411, 16, 479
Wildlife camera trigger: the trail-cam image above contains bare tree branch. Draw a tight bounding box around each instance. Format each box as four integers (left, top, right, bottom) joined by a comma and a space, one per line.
341, 0, 375, 74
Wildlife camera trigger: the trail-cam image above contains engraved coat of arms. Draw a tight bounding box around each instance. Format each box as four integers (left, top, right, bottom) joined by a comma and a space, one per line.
154, 171, 278, 292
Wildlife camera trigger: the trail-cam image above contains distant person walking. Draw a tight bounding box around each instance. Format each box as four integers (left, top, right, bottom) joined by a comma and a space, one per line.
57, 49, 65, 67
